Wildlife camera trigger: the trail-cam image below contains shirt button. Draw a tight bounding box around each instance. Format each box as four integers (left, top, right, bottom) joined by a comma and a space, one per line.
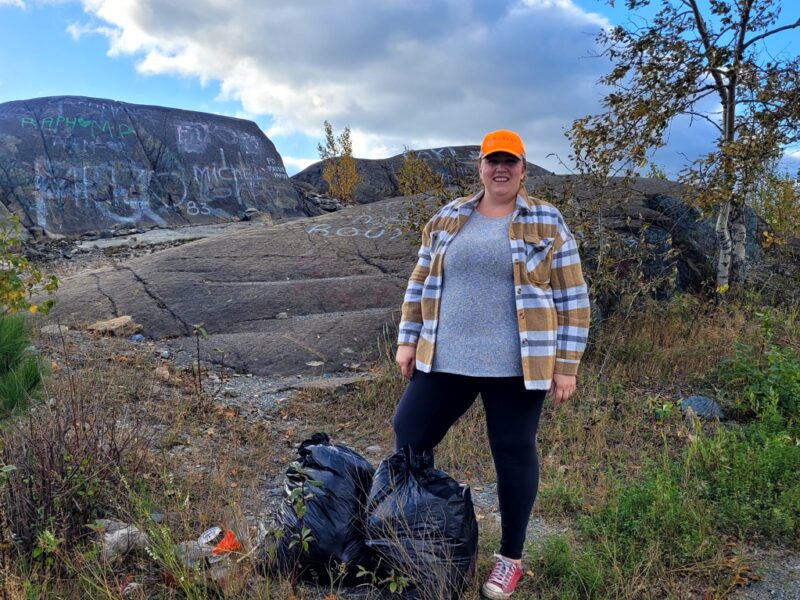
522, 339, 528, 345
516, 287, 522, 295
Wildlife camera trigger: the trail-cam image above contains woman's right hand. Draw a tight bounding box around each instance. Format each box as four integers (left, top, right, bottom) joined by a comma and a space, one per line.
395, 345, 416, 379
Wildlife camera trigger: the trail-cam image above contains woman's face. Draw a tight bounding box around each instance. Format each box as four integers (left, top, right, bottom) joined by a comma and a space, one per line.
479, 152, 525, 201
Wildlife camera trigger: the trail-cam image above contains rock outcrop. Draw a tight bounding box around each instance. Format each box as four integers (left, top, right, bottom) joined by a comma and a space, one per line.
291, 146, 552, 204
47, 176, 770, 377
48, 197, 416, 376
0, 96, 308, 237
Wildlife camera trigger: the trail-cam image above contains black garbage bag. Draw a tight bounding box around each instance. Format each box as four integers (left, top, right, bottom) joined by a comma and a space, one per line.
274, 432, 376, 584
365, 447, 479, 599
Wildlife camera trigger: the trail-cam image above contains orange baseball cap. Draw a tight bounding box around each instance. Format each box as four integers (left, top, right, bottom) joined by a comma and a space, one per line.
480, 129, 525, 159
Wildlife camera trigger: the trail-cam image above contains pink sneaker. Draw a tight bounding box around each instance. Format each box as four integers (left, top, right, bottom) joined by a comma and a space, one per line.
482, 553, 523, 599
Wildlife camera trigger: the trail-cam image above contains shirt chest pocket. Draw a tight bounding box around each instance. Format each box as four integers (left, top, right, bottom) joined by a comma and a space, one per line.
523, 233, 555, 285
429, 229, 451, 255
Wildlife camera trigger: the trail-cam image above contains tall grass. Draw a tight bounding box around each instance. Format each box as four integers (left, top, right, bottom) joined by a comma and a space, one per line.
0, 313, 44, 418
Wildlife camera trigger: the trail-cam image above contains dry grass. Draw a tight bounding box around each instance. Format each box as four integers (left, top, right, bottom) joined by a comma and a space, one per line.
3, 294, 798, 598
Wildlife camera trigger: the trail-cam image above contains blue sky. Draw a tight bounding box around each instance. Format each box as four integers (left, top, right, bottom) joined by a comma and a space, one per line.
1, 0, 798, 176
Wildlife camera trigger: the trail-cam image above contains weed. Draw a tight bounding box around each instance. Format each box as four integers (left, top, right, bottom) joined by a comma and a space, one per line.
713, 312, 800, 421
0, 314, 44, 418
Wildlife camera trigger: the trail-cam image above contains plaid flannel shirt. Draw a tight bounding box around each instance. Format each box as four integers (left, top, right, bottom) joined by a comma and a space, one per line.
398, 190, 590, 390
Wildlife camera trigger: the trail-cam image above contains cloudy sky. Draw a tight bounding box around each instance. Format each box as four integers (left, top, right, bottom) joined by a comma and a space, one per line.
1, 0, 798, 175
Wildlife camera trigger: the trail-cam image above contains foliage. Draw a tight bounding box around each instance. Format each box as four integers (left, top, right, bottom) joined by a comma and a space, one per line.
747, 162, 800, 242
645, 162, 668, 180
0, 313, 44, 418
0, 216, 58, 315
317, 120, 361, 203
397, 149, 445, 197
396, 149, 482, 245
569, 0, 800, 292
713, 309, 800, 421
1, 376, 147, 559
688, 409, 800, 542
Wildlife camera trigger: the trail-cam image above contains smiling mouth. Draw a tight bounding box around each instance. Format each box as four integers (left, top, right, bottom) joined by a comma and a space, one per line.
493, 177, 510, 182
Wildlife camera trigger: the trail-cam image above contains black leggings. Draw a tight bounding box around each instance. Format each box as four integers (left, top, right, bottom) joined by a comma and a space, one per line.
392, 370, 546, 560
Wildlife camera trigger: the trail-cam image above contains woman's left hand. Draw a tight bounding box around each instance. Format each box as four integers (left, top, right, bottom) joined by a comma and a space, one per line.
548, 374, 577, 406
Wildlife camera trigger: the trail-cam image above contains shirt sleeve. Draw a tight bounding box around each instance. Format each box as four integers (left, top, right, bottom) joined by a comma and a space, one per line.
397, 219, 434, 347
549, 216, 591, 375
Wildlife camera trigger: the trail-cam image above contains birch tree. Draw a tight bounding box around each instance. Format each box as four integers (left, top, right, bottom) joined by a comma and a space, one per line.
570, 0, 800, 293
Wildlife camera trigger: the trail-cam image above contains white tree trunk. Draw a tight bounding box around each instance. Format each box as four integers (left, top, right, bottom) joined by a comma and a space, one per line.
715, 200, 733, 291
730, 203, 748, 284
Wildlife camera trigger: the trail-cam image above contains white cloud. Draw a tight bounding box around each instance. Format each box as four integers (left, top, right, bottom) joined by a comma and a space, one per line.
0, 0, 25, 8
281, 156, 317, 176
74, 0, 619, 169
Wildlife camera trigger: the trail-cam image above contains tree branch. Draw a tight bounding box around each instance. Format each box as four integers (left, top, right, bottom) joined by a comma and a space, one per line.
743, 18, 800, 50
685, 110, 724, 133
688, 0, 727, 100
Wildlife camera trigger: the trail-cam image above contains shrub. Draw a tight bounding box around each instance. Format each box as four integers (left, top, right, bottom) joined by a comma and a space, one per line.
317, 121, 361, 203
713, 310, 800, 421
1, 381, 148, 559
0, 313, 44, 418
397, 149, 445, 197
0, 216, 58, 315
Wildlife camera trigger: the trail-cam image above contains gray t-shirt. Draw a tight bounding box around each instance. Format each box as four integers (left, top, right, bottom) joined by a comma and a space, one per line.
431, 210, 522, 377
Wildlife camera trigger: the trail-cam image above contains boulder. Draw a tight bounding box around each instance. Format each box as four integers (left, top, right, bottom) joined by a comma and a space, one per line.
0, 96, 309, 237
87, 315, 142, 336
40, 324, 69, 336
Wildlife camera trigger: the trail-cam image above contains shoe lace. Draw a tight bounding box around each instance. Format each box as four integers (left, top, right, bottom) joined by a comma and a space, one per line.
489, 554, 516, 587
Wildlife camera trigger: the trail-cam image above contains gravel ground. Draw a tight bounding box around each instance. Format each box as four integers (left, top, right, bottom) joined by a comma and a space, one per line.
733, 547, 800, 600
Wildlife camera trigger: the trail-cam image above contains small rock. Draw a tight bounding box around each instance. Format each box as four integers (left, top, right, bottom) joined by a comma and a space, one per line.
275, 312, 289, 319
160, 350, 171, 359
87, 315, 142, 337
40, 324, 69, 336
129, 334, 145, 342
306, 361, 324, 367
223, 388, 239, 398
365, 445, 382, 454
680, 395, 724, 420
155, 366, 171, 381
149, 512, 165, 523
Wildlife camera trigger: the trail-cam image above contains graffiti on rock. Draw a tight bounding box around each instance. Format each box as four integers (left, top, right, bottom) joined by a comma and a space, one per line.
408, 147, 480, 162
32, 158, 171, 229
307, 214, 404, 240
28, 148, 294, 229
20, 116, 134, 140
192, 148, 290, 207
176, 122, 267, 157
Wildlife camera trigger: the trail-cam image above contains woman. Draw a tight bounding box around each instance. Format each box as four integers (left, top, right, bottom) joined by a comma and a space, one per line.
393, 129, 590, 599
